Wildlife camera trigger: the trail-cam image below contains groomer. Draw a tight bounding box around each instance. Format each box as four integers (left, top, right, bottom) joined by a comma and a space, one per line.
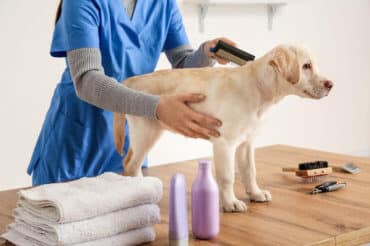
27, 0, 236, 185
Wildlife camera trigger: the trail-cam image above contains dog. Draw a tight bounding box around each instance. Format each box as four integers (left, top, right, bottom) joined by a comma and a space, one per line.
113, 45, 333, 212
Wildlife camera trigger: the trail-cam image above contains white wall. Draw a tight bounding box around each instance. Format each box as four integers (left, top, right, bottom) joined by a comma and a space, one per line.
0, 0, 369, 190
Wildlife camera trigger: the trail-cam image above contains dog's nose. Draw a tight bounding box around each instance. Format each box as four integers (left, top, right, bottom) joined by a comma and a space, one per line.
323, 80, 333, 90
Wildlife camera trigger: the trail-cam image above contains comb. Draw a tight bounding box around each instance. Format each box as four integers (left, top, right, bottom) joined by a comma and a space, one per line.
332, 163, 360, 174
210, 40, 255, 66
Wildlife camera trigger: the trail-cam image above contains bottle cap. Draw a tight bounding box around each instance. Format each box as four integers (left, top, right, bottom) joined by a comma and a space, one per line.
198, 160, 211, 168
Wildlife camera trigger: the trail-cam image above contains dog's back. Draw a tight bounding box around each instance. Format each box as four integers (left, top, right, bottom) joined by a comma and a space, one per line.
124, 66, 232, 97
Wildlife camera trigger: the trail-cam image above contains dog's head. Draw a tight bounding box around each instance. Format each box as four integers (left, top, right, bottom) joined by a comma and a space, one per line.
268, 45, 333, 99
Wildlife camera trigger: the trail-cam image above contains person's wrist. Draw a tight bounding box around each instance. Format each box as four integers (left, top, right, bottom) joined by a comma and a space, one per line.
155, 97, 162, 121
153, 98, 161, 121
155, 96, 168, 121
201, 42, 216, 68
202, 41, 213, 59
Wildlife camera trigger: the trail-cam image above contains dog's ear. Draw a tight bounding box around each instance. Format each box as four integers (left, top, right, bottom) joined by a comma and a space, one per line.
269, 46, 300, 84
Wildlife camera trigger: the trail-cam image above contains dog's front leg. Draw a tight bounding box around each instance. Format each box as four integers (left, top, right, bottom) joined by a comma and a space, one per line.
213, 140, 247, 212
236, 142, 271, 202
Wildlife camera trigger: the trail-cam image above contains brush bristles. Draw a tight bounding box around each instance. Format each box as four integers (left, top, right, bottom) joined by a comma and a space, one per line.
299, 161, 328, 170
301, 176, 326, 183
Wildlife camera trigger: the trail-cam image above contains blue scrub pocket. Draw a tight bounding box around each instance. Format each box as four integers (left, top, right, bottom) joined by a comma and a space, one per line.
42, 111, 90, 180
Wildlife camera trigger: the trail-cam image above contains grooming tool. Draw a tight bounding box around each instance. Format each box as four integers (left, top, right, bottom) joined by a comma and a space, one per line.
332, 163, 360, 174
282, 161, 332, 183
210, 40, 255, 66
192, 160, 219, 239
310, 180, 346, 194
169, 173, 189, 246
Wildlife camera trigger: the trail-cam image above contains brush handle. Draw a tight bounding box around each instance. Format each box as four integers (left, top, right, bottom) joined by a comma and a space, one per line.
331, 166, 343, 172
282, 167, 298, 172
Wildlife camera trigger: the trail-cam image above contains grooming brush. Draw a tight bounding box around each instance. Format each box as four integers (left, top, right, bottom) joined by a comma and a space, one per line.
282, 161, 333, 183
310, 180, 346, 194
210, 40, 255, 66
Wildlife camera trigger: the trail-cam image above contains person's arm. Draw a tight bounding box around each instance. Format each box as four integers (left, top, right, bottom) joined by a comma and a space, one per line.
165, 43, 215, 68
67, 48, 159, 119
165, 38, 237, 69
68, 47, 221, 139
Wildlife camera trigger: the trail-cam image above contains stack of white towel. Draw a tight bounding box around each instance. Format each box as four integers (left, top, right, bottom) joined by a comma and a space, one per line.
1, 172, 163, 246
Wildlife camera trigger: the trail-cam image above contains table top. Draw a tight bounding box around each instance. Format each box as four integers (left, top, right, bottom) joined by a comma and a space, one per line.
1, 145, 370, 246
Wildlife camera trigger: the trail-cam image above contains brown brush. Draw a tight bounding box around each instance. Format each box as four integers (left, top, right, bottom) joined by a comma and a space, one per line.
282, 161, 332, 183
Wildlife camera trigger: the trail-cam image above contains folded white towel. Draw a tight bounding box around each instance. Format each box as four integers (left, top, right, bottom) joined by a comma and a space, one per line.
18, 172, 162, 223
11, 204, 160, 245
2, 226, 155, 246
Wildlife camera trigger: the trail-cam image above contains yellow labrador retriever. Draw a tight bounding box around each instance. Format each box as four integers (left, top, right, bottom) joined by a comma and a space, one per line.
113, 45, 333, 212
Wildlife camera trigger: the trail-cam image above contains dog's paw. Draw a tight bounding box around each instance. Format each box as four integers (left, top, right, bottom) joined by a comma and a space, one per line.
222, 199, 247, 213
249, 190, 272, 202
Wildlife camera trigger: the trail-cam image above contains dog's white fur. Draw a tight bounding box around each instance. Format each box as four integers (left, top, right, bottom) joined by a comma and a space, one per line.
113, 45, 333, 212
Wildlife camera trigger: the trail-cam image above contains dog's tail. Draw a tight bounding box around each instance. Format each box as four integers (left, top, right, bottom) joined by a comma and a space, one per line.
113, 113, 126, 155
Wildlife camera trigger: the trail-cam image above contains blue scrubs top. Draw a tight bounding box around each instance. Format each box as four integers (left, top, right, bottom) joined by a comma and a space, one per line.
27, 0, 189, 185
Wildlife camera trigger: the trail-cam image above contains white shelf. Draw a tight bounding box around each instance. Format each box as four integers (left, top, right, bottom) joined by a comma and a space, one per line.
182, 0, 287, 32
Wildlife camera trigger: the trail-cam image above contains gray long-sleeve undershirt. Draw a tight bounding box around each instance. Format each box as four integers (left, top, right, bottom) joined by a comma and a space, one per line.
67, 0, 215, 119
68, 44, 214, 120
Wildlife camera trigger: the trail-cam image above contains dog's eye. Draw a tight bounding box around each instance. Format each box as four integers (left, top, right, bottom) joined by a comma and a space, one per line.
303, 63, 312, 70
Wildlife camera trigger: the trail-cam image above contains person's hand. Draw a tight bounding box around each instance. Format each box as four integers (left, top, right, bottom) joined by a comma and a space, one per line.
156, 93, 222, 139
203, 37, 237, 65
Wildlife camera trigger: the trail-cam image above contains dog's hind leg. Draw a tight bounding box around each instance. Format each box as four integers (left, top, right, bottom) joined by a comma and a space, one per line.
235, 141, 271, 202
124, 117, 162, 177
213, 139, 247, 212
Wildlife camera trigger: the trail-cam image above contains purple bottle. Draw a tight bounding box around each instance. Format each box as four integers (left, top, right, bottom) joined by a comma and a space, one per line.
191, 160, 220, 239
169, 173, 189, 246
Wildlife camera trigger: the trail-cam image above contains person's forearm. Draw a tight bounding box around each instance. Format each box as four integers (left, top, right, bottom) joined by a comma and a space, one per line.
165, 43, 215, 69
67, 48, 159, 119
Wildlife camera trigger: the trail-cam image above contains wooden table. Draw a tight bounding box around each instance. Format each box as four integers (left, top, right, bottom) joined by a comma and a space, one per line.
1, 145, 370, 245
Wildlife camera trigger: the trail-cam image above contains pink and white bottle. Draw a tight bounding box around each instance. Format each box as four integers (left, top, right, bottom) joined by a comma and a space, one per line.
191, 160, 220, 239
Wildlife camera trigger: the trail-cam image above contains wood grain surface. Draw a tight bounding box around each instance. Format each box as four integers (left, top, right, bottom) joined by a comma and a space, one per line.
1, 145, 370, 246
